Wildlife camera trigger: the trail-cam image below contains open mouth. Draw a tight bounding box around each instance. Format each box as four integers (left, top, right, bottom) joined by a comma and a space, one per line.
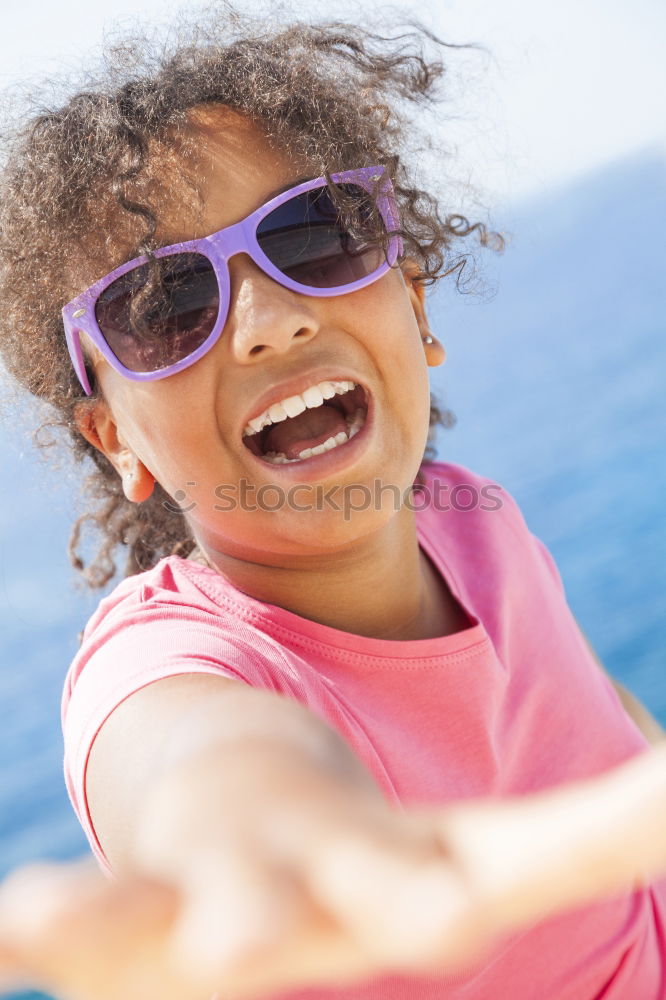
242, 380, 369, 465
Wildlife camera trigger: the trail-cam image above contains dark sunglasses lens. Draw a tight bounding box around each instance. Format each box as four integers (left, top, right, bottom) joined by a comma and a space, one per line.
95, 252, 220, 373
256, 184, 386, 289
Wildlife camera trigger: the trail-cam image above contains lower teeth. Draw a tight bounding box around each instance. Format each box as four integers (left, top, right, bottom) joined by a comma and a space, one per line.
262, 408, 366, 464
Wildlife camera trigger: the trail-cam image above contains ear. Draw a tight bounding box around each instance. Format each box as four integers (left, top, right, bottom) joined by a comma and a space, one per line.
74, 400, 155, 503
400, 258, 446, 368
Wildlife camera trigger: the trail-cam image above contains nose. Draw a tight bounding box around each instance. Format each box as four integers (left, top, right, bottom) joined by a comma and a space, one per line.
224, 254, 320, 362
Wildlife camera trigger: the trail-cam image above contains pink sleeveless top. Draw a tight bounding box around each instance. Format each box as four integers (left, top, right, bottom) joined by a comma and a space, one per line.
61, 460, 666, 999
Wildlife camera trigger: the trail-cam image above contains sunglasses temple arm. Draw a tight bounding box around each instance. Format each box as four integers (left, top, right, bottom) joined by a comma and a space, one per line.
375, 188, 403, 262
64, 322, 93, 396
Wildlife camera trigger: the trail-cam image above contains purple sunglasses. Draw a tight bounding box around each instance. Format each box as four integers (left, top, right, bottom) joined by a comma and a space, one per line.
62, 165, 403, 395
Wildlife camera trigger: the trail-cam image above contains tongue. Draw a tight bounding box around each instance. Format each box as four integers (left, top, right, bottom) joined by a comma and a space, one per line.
264, 403, 348, 459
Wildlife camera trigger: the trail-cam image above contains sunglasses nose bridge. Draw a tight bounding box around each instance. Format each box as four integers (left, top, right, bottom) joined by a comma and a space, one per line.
204, 218, 254, 263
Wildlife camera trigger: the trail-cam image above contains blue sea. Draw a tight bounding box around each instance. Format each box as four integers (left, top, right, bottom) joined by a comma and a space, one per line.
0, 150, 664, 1000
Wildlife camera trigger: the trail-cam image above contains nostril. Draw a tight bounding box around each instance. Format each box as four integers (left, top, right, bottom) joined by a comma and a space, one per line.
249, 329, 309, 353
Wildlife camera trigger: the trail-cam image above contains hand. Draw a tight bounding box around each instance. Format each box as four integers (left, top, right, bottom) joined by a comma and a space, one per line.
124, 741, 498, 997
0, 819, 491, 1000
0, 748, 502, 1000
2, 743, 665, 1000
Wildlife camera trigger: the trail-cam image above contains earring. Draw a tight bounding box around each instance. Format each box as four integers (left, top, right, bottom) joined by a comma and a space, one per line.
121, 464, 156, 504
422, 334, 434, 345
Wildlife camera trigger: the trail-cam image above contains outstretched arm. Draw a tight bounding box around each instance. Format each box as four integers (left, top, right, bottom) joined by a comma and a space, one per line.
1, 677, 666, 999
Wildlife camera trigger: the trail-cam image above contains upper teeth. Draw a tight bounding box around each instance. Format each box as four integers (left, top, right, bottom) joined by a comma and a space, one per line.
243, 379, 357, 437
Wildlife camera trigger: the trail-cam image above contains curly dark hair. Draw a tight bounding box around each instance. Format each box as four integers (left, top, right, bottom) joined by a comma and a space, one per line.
0, 4, 501, 590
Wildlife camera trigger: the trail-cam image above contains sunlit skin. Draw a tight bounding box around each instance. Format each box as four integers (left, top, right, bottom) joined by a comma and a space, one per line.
75, 106, 461, 641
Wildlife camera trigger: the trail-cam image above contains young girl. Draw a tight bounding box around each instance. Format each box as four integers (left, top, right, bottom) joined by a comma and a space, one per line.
0, 9, 665, 1000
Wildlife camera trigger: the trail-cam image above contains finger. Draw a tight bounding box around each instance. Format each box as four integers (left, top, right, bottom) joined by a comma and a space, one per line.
168, 846, 310, 989
219, 899, 378, 999
169, 840, 389, 1000
0, 940, 32, 995
0, 859, 112, 996
0, 858, 185, 1000
262, 795, 488, 975
302, 824, 483, 972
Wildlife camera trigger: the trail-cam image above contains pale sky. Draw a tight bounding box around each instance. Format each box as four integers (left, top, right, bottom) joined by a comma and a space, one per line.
1, 0, 664, 207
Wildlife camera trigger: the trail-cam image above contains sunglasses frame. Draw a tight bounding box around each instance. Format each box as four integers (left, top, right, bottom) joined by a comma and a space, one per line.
62, 165, 403, 395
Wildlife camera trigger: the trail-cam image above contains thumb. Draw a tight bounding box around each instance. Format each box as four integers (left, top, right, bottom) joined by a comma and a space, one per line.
0, 859, 99, 993
0, 857, 181, 996
168, 851, 305, 986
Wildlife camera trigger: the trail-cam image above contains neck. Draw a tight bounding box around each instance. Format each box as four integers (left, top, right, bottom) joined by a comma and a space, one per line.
190, 507, 446, 641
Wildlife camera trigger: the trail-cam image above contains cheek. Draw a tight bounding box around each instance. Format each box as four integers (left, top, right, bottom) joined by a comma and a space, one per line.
367, 283, 431, 384
348, 274, 423, 357
349, 274, 431, 379
107, 384, 197, 487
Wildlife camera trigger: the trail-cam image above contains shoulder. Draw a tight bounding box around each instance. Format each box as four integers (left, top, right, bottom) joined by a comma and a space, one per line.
71, 554, 240, 665
61, 555, 279, 730
416, 459, 524, 525
77, 555, 211, 634
415, 460, 565, 593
